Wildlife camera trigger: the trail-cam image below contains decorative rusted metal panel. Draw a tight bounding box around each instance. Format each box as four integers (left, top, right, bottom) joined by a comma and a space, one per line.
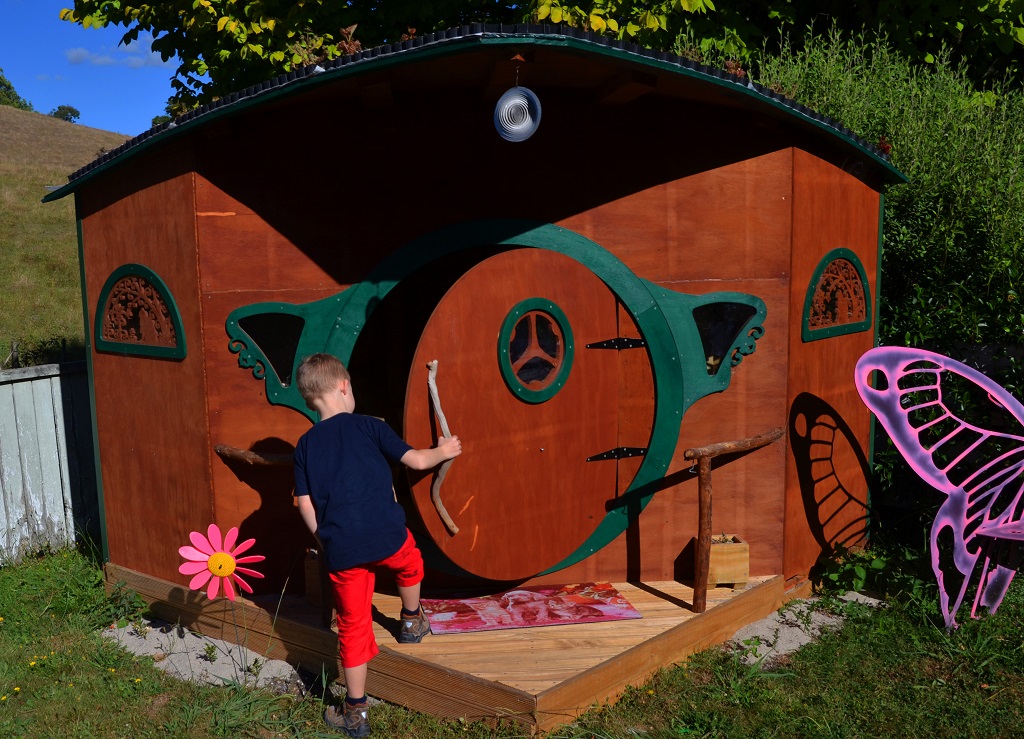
94, 264, 186, 359
801, 248, 872, 341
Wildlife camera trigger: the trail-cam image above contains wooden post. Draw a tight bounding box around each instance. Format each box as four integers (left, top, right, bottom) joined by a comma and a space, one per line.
684, 427, 784, 614
693, 455, 713, 613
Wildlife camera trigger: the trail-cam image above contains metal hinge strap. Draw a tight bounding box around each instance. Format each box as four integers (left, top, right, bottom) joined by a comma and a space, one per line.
586, 337, 647, 350
586, 447, 648, 462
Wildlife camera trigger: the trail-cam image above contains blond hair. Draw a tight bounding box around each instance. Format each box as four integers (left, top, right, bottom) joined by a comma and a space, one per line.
296, 353, 350, 407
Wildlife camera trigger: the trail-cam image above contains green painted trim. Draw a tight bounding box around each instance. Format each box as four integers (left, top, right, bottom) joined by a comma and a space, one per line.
866, 193, 887, 537
94, 264, 187, 360
643, 285, 767, 410
225, 289, 358, 422
77, 219, 109, 561
314, 220, 687, 574
497, 298, 574, 404
801, 247, 873, 342
43, 32, 904, 204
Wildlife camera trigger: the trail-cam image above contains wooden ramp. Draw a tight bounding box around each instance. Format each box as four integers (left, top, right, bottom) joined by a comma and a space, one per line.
107, 565, 802, 733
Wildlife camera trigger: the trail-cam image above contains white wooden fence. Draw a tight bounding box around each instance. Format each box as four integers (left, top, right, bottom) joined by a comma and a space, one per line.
0, 362, 98, 563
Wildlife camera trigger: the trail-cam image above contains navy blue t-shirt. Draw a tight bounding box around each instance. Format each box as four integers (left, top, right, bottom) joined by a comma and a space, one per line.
293, 413, 413, 572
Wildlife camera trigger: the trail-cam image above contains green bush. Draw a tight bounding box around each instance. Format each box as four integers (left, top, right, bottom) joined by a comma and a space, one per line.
754, 30, 1024, 529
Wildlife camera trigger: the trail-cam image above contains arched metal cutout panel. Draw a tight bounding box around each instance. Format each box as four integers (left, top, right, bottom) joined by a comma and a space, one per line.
802, 248, 872, 342
94, 264, 186, 360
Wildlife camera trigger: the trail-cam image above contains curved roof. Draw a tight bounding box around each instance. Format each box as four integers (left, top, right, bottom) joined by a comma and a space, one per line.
43, 24, 905, 203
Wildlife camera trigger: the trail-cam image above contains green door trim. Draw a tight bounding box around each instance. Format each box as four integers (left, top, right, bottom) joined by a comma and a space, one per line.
321, 219, 731, 575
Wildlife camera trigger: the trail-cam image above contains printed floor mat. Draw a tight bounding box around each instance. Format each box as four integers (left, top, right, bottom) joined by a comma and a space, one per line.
421, 582, 642, 634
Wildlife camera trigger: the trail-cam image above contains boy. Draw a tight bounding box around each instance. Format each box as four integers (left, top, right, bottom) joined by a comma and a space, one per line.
293, 353, 461, 737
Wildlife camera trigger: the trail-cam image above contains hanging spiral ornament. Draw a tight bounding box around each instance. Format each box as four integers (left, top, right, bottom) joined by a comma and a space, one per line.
494, 86, 542, 142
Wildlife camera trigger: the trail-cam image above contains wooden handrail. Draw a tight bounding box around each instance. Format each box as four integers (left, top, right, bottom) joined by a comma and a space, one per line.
685, 427, 784, 614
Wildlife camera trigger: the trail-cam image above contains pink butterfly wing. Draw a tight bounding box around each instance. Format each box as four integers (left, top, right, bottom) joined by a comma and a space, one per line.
855, 347, 1024, 628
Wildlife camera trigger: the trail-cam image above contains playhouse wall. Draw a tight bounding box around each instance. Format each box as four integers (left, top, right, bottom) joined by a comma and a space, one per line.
184, 101, 799, 589
194, 168, 336, 591
94, 54, 885, 591
76, 145, 216, 585
782, 149, 879, 580
554, 148, 794, 584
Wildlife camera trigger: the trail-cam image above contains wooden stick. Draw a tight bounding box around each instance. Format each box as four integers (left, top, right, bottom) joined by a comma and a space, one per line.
214, 444, 293, 466
683, 427, 784, 461
427, 360, 459, 535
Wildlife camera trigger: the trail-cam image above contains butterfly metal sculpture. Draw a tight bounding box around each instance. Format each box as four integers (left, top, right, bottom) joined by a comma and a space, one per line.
855, 347, 1024, 629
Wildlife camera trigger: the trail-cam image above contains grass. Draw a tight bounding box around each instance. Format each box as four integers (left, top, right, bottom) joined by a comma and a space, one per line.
0, 105, 128, 367
2, 546, 1023, 737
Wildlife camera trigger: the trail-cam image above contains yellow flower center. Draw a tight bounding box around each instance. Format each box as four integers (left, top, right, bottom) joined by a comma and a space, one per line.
207, 552, 237, 577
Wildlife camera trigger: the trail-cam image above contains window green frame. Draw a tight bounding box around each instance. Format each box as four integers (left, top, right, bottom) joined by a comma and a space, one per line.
94, 264, 186, 360
498, 298, 574, 403
801, 248, 872, 342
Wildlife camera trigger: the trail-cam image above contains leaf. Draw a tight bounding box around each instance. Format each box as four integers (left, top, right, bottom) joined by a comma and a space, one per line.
217, 16, 229, 32
551, 6, 563, 23
625, 21, 640, 35
536, 4, 551, 21
590, 14, 606, 31
607, 18, 619, 32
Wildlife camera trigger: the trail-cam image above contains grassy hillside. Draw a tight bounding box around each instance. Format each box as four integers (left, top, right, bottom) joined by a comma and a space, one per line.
0, 105, 129, 367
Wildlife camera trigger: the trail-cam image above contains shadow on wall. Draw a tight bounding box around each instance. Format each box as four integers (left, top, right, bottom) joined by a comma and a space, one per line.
788, 392, 870, 569
216, 437, 310, 596
59, 366, 101, 547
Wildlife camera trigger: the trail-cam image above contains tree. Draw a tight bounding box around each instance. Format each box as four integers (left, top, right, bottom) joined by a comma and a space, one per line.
525, 1, 1024, 82
49, 105, 81, 123
0, 67, 33, 111
58, 0, 1024, 112
59, 1, 523, 109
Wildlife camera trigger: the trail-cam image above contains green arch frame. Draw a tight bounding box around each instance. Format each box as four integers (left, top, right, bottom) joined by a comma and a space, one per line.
801, 247, 872, 342
94, 263, 186, 360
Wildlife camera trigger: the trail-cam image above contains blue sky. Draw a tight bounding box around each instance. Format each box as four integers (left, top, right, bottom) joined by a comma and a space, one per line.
3, 0, 179, 136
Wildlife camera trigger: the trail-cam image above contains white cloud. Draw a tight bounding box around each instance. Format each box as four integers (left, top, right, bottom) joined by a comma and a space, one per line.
64, 33, 173, 69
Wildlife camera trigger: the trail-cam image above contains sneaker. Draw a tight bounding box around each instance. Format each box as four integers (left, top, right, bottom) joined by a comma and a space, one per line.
398, 606, 431, 644
324, 700, 371, 737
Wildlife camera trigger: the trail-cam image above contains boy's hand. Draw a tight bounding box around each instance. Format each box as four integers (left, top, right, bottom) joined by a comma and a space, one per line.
438, 434, 462, 460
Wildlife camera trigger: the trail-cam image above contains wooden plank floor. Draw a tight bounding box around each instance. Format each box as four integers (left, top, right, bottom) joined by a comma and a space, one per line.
107, 564, 796, 732
373, 578, 774, 694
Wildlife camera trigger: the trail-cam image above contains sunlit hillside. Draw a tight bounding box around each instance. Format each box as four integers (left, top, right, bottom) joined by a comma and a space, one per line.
0, 105, 129, 366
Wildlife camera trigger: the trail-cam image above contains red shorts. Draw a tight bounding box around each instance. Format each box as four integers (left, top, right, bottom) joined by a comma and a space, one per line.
328, 529, 424, 668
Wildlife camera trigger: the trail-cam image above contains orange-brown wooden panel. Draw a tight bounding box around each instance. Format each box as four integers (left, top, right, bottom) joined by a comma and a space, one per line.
559, 149, 793, 284
658, 277, 790, 579
194, 203, 343, 294
78, 163, 212, 585
616, 303, 654, 496
783, 149, 880, 579
201, 289, 336, 593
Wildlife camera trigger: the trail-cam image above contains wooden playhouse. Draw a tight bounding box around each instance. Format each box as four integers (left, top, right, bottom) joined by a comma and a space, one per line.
46, 25, 904, 730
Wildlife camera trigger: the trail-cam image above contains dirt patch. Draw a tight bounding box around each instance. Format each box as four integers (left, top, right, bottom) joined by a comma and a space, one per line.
727, 591, 881, 666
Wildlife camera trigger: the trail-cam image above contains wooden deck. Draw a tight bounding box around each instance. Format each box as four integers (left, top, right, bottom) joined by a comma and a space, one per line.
107, 565, 806, 732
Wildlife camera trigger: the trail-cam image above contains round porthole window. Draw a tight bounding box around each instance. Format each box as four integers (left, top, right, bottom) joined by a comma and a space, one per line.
498, 298, 574, 403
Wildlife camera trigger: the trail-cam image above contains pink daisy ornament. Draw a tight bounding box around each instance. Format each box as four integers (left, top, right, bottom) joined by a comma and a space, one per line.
178, 524, 265, 601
